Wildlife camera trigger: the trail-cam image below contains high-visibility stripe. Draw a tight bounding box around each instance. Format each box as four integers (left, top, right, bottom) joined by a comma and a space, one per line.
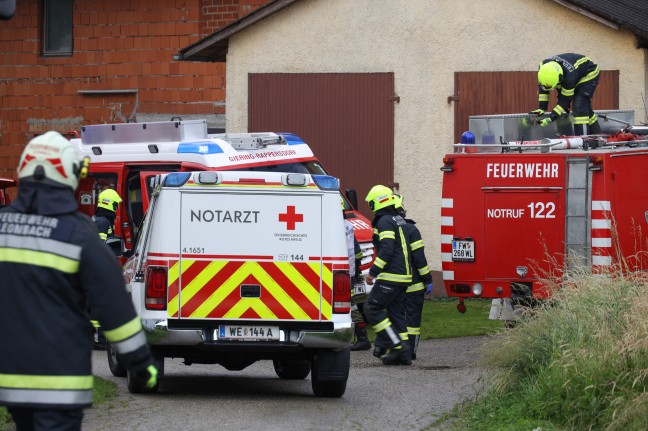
103, 316, 142, 342
0, 374, 93, 390
560, 87, 575, 97
174, 260, 329, 320
374, 257, 386, 269
406, 282, 424, 293
407, 327, 421, 335
577, 66, 599, 85
538, 94, 549, 102
377, 272, 412, 283
0, 248, 79, 273
418, 266, 430, 276
111, 331, 147, 355
0, 388, 92, 405
0, 235, 82, 260
379, 231, 395, 240
411, 239, 424, 250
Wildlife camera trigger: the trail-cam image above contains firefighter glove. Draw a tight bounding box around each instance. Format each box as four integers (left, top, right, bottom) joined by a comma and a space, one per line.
131, 363, 159, 390
425, 283, 433, 295
539, 117, 553, 127
530, 109, 544, 116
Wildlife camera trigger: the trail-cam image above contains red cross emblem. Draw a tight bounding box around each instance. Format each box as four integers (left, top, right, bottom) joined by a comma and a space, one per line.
278, 205, 303, 230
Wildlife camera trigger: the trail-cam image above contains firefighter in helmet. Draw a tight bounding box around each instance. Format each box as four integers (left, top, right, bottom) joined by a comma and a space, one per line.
342, 197, 371, 351
533, 53, 601, 136
0, 132, 158, 430
363, 185, 412, 365
393, 193, 433, 360
93, 188, 122, 241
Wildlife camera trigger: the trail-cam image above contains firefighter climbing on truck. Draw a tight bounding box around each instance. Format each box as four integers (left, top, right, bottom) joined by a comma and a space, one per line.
533, 53, 601, 135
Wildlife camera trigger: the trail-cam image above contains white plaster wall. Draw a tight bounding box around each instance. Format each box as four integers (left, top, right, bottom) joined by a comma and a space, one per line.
224, 0, 646, 270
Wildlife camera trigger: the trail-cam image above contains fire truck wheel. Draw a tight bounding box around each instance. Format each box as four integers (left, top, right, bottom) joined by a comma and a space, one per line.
310, 349, 350, 398
273, 358, 311, 379
106, 343, 127, 377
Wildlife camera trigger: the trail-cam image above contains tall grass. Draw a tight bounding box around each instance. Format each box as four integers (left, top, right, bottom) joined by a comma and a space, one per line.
453, 267, 648, 430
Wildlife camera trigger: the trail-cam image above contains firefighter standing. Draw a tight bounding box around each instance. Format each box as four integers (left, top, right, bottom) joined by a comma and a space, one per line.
394, 194, 433, 360
0, 132, 158, 430
533, 53, 601, 136
92, 188, 122, 241
363, 185, 412, 365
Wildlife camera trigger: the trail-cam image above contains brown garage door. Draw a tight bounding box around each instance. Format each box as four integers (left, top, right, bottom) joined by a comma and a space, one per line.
452, 71, 620, 143
249, 72, 395, 219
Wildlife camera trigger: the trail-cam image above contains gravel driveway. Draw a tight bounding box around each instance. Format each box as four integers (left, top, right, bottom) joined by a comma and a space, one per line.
80, 335, 489, 431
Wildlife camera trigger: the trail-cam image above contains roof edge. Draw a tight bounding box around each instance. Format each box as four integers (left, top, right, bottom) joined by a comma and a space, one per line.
175, 0, 300, 62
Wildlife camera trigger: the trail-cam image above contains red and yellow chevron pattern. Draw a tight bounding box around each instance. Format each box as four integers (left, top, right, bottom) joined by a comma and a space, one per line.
167, 260, 332, 320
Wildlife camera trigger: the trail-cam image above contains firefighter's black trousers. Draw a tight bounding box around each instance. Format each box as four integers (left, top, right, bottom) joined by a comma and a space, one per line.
364, 281, 407, 349
8, 407, 84, 431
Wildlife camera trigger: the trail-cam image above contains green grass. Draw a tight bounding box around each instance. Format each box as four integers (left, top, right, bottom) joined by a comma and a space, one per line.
0, 376, 117, 427
443, 270, 648, 431
365, 297, 504, 341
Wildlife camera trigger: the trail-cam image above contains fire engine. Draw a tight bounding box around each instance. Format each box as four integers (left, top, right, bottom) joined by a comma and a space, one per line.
68, 120, 374, 272
441, 111, 648, 320
111, 170, 352, 397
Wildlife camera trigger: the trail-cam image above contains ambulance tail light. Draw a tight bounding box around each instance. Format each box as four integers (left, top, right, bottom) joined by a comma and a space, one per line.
332, 271, 351, 314
146, 267, 167, 310
441, 157, 454, 172
312, 175, 340, 191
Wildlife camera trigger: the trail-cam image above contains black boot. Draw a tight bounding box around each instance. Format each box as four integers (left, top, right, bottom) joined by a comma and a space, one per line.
350, 324, 371, 351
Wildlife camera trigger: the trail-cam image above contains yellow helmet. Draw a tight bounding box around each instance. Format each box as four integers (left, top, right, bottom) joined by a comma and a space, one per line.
97, 188, 122, 212
365, 185, 394, 212
538, 61, 563, 90
17, 131, 85, 190
394, 193, 406, 216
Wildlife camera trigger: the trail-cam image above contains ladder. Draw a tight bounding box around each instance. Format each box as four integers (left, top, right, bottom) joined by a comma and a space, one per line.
564, 156, 591, 272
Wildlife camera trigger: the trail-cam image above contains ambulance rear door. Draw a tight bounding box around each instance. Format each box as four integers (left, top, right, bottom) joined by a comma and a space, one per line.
171, 185, 330, 333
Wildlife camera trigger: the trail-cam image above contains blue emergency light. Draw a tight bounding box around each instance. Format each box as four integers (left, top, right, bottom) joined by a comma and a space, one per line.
164, 172, 191, 187
312, 175, 339, 190
177, 141, 224, 154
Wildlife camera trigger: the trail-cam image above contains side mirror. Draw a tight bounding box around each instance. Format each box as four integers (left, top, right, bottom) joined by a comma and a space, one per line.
105, 237, 125, 258
345, 189, 358, 211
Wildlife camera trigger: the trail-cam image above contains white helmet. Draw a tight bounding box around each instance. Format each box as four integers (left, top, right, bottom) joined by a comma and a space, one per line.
17, 131, 87, 190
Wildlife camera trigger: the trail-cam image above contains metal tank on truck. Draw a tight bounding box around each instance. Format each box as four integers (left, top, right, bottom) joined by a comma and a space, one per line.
441, 111, 648, 320
67, 120, 375, 278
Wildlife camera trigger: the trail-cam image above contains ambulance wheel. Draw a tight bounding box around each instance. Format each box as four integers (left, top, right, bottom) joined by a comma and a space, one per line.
106, 343, 127, 378
126, 368, 159, 394
311, 349, 350, 398
273, 359, 311, 379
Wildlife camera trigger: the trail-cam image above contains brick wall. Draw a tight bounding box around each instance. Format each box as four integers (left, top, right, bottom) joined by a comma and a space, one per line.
0, 0, 271, 180
201, 0, 270, 36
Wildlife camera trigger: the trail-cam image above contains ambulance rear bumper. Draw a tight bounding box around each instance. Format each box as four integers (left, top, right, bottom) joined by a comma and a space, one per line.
141, 318, 353, 349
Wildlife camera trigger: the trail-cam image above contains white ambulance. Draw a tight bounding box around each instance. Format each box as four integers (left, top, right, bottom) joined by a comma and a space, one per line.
110, 169, 353, 397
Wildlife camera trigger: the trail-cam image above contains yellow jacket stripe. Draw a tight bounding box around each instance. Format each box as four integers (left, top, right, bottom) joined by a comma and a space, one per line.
103, 316, 149, 355
0, 374, 93, 405
0, 248, 80, 274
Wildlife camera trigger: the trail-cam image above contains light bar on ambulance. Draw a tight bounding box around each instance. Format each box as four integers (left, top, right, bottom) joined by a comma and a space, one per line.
177, 141, 224, 155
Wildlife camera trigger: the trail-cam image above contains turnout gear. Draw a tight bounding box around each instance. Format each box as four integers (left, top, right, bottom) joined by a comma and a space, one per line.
539, 117, 553, 127
536, 54, 601, 136
529, 109, 545, 116
0, 133, 157, 428
350, 322, 371, 351
363, 186, 412, 365
93, 189, 121, 241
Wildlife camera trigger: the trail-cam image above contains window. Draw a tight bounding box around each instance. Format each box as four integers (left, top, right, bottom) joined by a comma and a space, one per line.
43, 0, 73, 56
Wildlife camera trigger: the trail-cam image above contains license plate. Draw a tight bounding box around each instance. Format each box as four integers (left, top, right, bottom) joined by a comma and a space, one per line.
452, 240, 475, 261
217, 325, 279, 341
352, 280, 366, 296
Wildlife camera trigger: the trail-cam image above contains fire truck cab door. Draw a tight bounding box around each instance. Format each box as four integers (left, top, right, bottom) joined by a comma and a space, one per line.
484, 188, 565, 280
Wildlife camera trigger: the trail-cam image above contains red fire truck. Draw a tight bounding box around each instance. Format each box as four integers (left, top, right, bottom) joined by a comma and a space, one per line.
68, 120, 375, 271
441, 113, 648, 320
